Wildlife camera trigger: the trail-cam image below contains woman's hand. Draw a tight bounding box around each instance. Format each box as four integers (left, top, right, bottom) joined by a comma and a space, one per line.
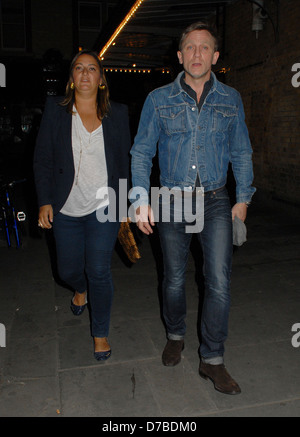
38, 204, 53, 229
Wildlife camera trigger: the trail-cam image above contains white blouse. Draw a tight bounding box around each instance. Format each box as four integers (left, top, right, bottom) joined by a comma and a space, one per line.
60, 108, 109, 217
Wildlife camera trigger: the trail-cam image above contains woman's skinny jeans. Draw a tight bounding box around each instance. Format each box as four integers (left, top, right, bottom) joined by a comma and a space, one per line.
53, 210, 119, 338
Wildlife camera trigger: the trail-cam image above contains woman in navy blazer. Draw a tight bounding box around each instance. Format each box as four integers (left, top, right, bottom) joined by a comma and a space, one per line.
34, 50, 131, 361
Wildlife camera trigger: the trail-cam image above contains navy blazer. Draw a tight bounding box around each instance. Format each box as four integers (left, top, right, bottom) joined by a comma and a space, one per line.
34, 96, 131, 216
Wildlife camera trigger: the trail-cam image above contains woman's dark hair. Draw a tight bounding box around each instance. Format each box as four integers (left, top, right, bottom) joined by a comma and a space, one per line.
61, 50, 110, 120
179, 22, 219, 52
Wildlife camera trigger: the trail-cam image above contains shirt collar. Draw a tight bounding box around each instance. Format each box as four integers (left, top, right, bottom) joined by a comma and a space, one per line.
180, 73, 213, 109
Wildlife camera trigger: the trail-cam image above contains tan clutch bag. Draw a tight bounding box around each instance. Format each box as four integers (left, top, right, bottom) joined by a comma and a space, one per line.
118, 218, 141, 263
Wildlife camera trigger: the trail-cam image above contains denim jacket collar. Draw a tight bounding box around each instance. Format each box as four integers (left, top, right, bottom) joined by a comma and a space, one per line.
168, 71, 229, 100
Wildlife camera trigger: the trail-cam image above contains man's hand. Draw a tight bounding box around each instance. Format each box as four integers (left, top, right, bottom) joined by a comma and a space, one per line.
135, 205, 155, 235
38, 204, 53, 229
232, 202, 247, 222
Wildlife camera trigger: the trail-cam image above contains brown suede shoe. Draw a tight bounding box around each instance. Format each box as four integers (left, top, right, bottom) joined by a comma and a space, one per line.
199, 362, 241, 395
162, 339, 184, 366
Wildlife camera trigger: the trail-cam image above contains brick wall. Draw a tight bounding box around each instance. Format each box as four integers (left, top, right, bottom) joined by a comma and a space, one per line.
223, 0, 300, 205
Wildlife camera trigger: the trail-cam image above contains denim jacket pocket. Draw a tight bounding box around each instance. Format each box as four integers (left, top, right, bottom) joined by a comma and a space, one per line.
159, 106, 187, 135
212, 105, 237, 132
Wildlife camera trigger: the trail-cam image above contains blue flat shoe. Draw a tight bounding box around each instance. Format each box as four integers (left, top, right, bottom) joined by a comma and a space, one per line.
94, 350, 111, 361
70, 294, 88, 316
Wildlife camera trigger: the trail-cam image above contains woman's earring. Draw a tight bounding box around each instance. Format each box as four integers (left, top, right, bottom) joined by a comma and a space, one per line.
70, 82, 75, 90
99, 84, 106, 90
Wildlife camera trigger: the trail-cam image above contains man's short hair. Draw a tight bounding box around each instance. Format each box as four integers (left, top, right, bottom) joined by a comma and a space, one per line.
179, 22, 219, 52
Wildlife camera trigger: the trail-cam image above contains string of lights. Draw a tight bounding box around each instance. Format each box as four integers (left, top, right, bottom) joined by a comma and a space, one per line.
105, 68, 151, 73
99, 0, 146, 60
104, 68, 170, 74
98, 1, 171, 76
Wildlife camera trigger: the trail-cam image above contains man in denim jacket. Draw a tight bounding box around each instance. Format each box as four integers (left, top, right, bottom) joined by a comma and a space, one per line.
130, 22, 255, 395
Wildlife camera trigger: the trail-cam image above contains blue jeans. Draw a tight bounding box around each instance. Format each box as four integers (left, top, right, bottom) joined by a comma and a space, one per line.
157, 187, 233, 364
53, 210, 120, 338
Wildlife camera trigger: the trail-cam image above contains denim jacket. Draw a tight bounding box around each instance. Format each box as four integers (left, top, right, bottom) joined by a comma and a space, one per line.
130, 71, 256, 205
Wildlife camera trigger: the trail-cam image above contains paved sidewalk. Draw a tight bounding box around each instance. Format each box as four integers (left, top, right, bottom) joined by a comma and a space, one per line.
0, 197, 300, 417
